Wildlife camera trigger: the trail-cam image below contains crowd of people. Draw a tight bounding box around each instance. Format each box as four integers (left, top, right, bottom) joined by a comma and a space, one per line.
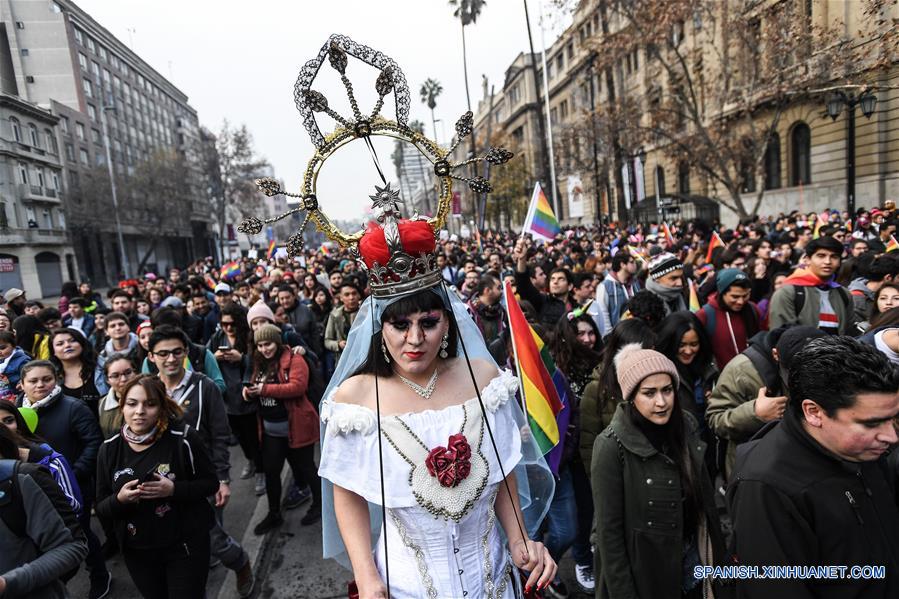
1, 203, 899, 598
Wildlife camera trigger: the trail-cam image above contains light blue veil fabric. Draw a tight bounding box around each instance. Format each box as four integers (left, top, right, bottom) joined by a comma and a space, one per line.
319, 284, 555, 570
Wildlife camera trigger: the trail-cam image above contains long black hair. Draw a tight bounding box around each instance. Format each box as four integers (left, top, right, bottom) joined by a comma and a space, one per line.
549, 314, 602, 386
12, 315, 47, 357
655, 311, 713, 386
220, 302, 250, 355
353, 290, 460, 378
49, 327, 96, 386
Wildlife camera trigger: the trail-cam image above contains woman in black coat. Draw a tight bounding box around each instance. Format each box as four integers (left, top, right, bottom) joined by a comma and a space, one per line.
95, 374, 217, 599
592, 345, 728, 599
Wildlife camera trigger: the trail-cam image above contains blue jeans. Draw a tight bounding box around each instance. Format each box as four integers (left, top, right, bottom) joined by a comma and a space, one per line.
541, 465, 578, 565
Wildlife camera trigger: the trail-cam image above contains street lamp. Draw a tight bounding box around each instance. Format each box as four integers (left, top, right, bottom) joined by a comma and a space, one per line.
100, 92, 130, 279
824, 88, 878, 218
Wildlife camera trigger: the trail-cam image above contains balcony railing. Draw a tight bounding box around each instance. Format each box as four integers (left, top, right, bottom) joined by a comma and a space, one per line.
17, 184, 62, 203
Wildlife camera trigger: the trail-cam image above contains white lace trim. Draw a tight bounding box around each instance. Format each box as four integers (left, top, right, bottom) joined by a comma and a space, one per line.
320, 370, 518, 437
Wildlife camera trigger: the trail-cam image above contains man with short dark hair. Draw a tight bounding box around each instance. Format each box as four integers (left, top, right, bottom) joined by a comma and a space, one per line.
276, 284, 323, 358
595, 252, 640, 336
109, 289, 147, 331
849, 255, 893, 322
324, 282, 360, 363
728, 336, 899, 598
468, 274, 505, 342
148, 325, 255, 597
513, 238, 572, 326
190, 292, 218, 344
94, 311, 139, 394
769, 236, 856, 334
63, 297, 95, 337
36, 307, 62, 331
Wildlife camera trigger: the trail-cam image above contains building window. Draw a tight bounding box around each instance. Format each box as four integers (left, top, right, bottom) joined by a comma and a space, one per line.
0, 202, 7, 228
42, 209, 52, 229
79, 148, 89, 164
35, 167, 45, 188
677, 162, 690, 194
20, 49, 29, 56
73, 27, 84, 45
76, 122, 85, 141
87, 104, 97, 121
764, 132, 781, 190
9, 117, 21, 142
17, 162, 28, 184
92, 61, 100, 79
790, 122, 811, 186
58, 210, 65, 228
65, 143, 75, 161
99, 46, 108, 61
82, 78, 93, 98
91, 128, 101, 143
78, 53, 87, 70
87, 37, 96, 53
29, 123, 40, 147
45, 129, 58, 154
655, 166, 666, 195
26, 207, 36, 227
15, 22, 24, 29
60, 116, 69, 134
52, 172, 60, 191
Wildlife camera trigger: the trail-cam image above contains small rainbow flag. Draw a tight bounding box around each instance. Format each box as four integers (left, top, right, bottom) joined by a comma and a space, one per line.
661, 222, 675, 248
504, 280, 564, 467
886, 235, 899, 253
812, 213, 828, 239
521, 182, 560, 242
267, 239, 277, 260
688, 278, 701, 312
319, 244, 331, 256
625, 244, 646, 264
845, 219, 853, 233
705, 231, 724, 264
220, 260, 241, 280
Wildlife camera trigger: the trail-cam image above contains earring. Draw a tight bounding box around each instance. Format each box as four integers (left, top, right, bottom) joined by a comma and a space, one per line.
381, 342, 391, 364
439, 334, 449, 359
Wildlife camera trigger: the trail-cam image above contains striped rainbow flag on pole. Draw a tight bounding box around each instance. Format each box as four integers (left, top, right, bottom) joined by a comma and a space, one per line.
521, 182, 560, 242
504, 280, 565, 471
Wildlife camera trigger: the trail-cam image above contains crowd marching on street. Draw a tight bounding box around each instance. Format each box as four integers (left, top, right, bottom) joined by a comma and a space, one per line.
3, 203, 899, 599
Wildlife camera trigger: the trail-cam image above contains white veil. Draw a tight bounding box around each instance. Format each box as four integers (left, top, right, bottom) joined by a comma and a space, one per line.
319, 283, 555, 570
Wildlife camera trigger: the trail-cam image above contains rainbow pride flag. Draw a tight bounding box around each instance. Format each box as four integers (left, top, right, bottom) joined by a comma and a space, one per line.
887, 235, 899, 253
267, 239, 277, 260
705, 231, 724, 263
521, 182, 560, 242
812, 213, 828, 239
661, 222, 675, 248
220, 260, 240, 280
504, 280, 565, 469
688, 278, 701, 312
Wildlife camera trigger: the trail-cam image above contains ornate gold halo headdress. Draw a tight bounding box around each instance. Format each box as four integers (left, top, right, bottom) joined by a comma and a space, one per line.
238, 34, 513, 298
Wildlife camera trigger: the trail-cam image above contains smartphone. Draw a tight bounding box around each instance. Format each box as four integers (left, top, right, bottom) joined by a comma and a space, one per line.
140, 464, 160, 483
217, 346, 230, 351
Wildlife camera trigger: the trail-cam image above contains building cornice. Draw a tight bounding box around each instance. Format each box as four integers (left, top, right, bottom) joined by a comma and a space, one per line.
0, 94, 60, 125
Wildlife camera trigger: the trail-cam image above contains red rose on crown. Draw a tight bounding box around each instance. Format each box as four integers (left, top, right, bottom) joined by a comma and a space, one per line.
424, 433, 472, 488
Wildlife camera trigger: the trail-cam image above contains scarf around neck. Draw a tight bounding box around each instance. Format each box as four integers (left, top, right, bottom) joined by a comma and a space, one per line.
645, 278, 688, 313
121, 423, 159, 445
783, 268, 839, 289
22, 384, 62, 410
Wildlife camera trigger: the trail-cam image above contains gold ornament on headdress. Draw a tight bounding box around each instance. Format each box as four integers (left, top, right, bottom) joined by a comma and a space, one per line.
237, 34, 513, 289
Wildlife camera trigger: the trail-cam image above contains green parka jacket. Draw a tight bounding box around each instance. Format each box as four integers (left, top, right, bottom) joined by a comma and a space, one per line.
591, 404, 731, 599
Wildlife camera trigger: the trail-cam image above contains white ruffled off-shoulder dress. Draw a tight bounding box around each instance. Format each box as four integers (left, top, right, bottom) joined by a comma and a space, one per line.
319, 370, 523, 599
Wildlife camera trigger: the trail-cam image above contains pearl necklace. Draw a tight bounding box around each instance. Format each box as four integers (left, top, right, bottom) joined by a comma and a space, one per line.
396, 368, 439, 399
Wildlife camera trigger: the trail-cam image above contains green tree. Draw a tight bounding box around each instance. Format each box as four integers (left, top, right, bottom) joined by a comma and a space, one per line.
419, 78, 443, 141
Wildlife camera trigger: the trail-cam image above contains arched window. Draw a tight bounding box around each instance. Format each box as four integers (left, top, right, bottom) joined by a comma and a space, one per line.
764, 132, 781, 190
790, 122, 811, 186
677, 162, 690, 194
9, 117, 21, 142
45, 129, 58, 154
655, 165, 666, 195
28, 123, 40, 147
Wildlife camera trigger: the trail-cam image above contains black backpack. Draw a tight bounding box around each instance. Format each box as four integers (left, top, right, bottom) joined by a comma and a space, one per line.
793, 285, 851, 318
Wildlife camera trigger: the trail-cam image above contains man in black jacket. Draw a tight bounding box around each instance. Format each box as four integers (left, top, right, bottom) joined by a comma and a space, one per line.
512, 238, 571, 326
148, 326, 254, 597
728, 336, 899, 599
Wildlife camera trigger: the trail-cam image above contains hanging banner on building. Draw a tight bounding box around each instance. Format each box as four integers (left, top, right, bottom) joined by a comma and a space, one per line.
634, 156, 645, 203
452, 191, 462, 217
621, 164, 632, 210
567, 175, 585, 218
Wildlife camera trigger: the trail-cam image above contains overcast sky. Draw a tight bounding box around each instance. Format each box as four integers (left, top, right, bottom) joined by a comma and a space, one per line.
77, 0, 569, 222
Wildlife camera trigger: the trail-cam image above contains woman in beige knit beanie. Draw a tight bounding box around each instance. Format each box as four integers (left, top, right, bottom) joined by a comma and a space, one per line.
590, 343, 728, 599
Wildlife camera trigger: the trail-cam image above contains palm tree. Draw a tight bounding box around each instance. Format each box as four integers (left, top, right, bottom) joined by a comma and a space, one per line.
448, 0, 486, 114
419, 79, 443, 142
449, 0, 486, 226
391, 138, 413, 208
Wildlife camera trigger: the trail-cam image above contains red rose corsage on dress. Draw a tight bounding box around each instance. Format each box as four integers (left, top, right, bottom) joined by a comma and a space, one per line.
425, 433, 472, 488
